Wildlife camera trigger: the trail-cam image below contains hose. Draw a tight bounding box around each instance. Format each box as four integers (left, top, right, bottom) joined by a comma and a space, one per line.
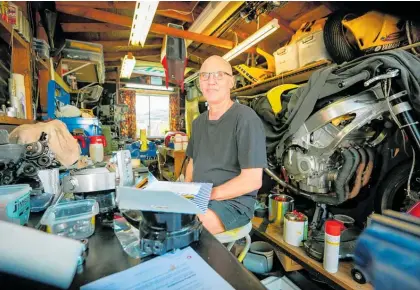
349, 148, 367, 199
362, 148, 375, 186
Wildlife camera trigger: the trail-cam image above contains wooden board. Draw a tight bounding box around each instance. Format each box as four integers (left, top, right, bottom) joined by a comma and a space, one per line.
231, 59, 332, 97
58, 58, 99, 84
252, 217, 373, 290
0, 116, 35, 125
0, 19, 28, 49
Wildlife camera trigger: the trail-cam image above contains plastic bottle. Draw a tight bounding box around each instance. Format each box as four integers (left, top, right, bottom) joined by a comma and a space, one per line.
323, 220, 343, 273
89, 136, 106, 163
182, 135, 188, 150
174, 134, 183, 151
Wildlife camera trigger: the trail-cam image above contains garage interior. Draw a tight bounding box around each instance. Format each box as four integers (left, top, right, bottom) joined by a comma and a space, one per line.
0, 1, 419, 290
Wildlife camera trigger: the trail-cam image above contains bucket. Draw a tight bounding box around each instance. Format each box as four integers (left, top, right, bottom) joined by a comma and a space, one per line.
268, 194, 294, 226
243, 241, 274, 274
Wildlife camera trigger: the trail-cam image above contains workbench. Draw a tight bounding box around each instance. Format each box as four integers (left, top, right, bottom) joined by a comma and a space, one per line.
252, 217, 373, 290
157, 145, 186, 181
0, 214, 265, 290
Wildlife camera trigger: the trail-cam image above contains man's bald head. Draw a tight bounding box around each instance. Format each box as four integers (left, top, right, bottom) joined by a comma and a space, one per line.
200, 55, 232, 75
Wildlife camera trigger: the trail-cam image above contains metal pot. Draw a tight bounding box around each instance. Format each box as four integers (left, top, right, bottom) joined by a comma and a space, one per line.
268, 193, 294, 226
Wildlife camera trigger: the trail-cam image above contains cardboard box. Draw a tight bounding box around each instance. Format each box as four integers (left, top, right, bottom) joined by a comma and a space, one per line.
276, 250, 303, 272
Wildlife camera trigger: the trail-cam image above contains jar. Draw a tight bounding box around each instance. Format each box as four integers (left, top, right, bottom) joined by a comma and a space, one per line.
89, 136, 106, 163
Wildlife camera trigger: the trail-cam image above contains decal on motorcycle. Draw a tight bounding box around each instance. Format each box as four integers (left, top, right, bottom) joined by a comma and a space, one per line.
380, 31, 405, 42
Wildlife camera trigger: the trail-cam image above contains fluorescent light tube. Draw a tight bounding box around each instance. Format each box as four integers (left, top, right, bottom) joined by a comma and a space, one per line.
125, 83, 174, 91
222, 19, 279, 61
120, 53, 136, 79
129, 1, 159, 47
184, 19, 280, 84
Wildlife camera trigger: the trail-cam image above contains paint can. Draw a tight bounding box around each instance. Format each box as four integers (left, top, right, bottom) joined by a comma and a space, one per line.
283, 210, 308, 247
268, 194, 294, 226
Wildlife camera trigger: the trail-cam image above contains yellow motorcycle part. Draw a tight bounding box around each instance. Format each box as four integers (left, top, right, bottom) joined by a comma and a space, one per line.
233, 64, 273, 84
342, 11, 406, 52
331, 115, 354, 126
267, 84, 299, 114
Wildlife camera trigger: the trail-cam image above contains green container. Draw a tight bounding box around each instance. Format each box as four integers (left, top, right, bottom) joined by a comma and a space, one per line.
101, 125, 113, 155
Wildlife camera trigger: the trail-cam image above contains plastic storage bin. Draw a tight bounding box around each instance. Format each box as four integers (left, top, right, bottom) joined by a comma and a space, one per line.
296, 18, 331, 67
40, 199, 99, 239
0, 184, 31, 225
274, 44, 300, 75
59, 117, 102, 136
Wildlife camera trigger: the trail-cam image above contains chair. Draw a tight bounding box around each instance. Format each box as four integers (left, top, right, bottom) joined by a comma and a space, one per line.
214, 221, 252, 262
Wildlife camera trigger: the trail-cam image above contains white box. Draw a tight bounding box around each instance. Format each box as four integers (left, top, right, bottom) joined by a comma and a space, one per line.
274, 43, 300, 75
297, 30, 331, 67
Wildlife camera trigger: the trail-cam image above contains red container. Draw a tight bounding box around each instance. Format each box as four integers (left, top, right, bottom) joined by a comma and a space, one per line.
407, 201, 420, 218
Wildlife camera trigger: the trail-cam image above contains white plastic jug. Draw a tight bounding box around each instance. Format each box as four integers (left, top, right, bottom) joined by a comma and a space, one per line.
89, 136, 106, 163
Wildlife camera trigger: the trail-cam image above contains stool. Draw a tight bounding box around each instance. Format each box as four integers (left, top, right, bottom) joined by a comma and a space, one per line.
214, 221, 252, 262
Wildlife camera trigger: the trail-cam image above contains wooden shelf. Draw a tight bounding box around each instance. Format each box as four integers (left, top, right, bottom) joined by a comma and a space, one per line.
0, 116, 36, 125
232, 59, 332, 97
252, 218, 372, 290
0, 19, 29, 49
36, 57, 49, 71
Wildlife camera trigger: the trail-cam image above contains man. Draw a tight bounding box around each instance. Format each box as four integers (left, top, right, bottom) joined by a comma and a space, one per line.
185, 55, 267, 234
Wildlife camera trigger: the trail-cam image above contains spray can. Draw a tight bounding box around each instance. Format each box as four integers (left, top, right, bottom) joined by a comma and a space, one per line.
323, 220, 343, 273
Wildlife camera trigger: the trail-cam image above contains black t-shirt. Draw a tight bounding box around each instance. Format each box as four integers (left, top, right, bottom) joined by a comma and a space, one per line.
186, 102, 267, 198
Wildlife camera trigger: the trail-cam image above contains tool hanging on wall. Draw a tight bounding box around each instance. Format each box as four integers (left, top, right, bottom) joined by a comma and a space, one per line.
161, 23, 188, 91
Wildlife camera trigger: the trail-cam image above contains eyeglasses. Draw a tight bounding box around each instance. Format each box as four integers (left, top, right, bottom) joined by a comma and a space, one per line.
199, 71, 232, 81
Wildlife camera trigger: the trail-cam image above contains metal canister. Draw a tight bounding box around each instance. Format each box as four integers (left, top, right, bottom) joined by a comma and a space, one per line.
268, 194, 294, 226
283, 211, 308, 247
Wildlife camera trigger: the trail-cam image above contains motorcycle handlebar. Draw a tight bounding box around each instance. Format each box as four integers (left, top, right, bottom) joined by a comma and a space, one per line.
338, 70, 371, 89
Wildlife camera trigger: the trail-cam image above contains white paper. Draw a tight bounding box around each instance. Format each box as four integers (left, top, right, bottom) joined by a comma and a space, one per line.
81, 247, 235, 290
146, 181, 201, 196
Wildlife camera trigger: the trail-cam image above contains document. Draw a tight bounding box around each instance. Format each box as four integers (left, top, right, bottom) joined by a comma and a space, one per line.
81, 247, 235, 290
146, 181, 202, 196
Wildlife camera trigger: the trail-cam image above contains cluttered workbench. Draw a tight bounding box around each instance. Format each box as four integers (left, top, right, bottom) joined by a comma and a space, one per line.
252, 218, 372, 290
0, 214, 265, 290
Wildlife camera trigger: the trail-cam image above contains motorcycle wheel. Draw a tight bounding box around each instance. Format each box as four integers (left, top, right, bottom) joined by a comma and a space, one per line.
324, 11, 361, 64
375, 162, 420, 213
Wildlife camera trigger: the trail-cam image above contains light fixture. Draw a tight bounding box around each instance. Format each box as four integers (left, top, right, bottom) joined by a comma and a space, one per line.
184, 19, 279, 84
129, 1, 159, 46
120, 53, 136, 79
222, 19, 279, 61
125, 83, 174, 91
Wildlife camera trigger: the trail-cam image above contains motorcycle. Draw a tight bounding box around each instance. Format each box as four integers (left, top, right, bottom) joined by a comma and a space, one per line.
246, 49, 420, 231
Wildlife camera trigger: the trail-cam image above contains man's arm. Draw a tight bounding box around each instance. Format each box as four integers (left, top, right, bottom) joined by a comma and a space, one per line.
211, 168, 262, 200
185, 158, 193, 182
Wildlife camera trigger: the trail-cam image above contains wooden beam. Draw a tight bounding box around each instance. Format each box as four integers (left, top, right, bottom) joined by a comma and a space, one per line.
104, 49, 162, 61
155, 10, 193, 23
56, 6, 237, 50
57, 2, 194, 22
289, 5, 332, 30
267, 12, 296, 36
105, 61, 121, 68
61, 23, 128, 33
90, 39, 162, 51
57, 1, 197, 12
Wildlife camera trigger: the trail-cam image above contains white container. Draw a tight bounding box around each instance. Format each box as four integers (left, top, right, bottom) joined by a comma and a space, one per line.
323, 220, 342, 273
174, 134, 183, 151
297, 30, 331, 67
0, 184, 31, 225
12, 73, 26, 118
283, 212, 308, 247
40, 199, 99, 240
274, 43, 300, 75
182, 135, 189, 150
89, 136, 106, 163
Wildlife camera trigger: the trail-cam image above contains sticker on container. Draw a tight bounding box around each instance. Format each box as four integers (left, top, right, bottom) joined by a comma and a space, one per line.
6, 193, 30, 225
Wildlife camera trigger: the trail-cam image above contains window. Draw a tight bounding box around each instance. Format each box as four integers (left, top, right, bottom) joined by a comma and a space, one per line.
136, 94, 170, 138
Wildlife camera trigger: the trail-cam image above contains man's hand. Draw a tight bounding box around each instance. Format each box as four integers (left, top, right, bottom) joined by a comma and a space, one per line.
185, 158, 193, 182
210, 168, 263, 200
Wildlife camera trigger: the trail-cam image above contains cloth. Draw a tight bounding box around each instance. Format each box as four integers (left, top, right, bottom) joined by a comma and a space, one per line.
9, 120, 80, 167
209, 195, 256, 231
276, 49, 420, 156
186, 102, 267, 227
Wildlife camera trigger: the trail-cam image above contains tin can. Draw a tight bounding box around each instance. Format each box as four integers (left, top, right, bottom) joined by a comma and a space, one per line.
268, 194, 294, 226
283, 211, 308, 247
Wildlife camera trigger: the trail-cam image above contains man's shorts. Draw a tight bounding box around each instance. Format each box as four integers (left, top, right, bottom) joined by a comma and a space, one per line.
208, 195, 256, 231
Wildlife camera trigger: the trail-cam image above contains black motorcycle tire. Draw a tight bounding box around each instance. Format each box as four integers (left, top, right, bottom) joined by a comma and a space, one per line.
324, 12, 360, 64
375, 162, 420, 213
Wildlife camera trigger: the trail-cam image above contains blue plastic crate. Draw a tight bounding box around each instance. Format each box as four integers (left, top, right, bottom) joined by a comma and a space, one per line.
59, 117, 102, 136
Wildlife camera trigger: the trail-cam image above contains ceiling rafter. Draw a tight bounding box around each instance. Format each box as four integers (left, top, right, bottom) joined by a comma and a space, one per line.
56, 6, 255, 52
266, 11, 296, 35
90, 39, 162, 51
56, 2, 194, 22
